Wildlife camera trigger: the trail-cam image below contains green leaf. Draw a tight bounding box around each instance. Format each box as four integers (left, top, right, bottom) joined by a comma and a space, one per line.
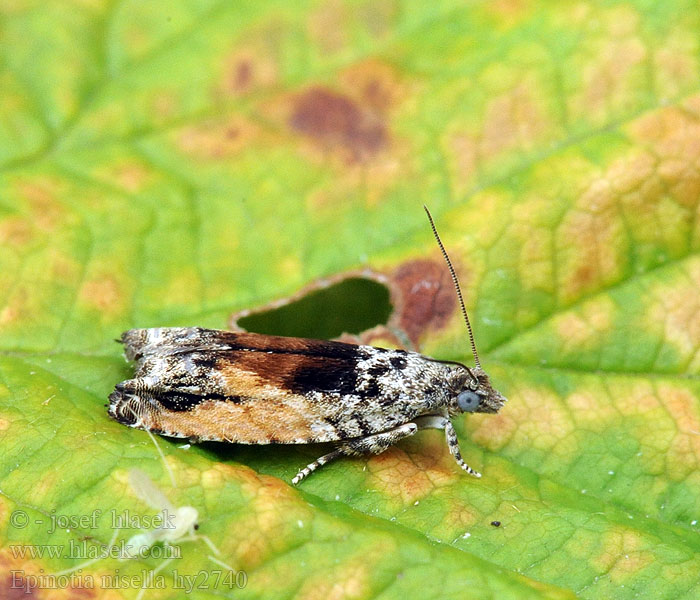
2, 1, 699, 598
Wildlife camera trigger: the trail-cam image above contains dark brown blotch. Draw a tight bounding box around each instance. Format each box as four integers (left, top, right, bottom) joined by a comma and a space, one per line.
391, 259, 458, 347
232, 60, 252, 92
289, 87, 387, 163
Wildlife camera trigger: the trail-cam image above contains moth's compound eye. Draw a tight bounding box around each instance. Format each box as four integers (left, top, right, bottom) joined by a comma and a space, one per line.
457, 390, 480, 412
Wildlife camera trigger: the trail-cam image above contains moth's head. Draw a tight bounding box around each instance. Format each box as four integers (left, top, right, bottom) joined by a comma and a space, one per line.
449, 365, 507, 415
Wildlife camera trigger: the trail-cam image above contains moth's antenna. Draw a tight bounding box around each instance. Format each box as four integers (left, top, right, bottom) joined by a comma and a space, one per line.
423, 206, 481, 369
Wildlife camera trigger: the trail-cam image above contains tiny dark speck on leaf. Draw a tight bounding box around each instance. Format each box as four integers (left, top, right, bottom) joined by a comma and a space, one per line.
491, 521, 501, 527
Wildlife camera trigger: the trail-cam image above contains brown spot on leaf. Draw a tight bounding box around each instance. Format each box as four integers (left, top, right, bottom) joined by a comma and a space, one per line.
289, 87, 387, 164
573, 264, 594, 288
233, 60, 252, 91
177, 116, 259, 159
339, 60, 404, 113
390, 259, 458, 347
221, 48, 278, 97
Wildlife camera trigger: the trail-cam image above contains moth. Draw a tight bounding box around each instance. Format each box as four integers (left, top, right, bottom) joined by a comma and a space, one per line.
108, 207, 506, 484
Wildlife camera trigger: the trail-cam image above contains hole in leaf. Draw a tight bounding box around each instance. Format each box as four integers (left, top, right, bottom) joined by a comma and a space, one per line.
237, 277, 392, 339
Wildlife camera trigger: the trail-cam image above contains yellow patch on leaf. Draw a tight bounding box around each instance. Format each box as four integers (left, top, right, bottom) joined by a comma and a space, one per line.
308, 0, 350, 53
225, 470, 315, 570
0, 288, 29, 328
176, 116, 260, 160
367, 434, 457, 506
79, 276, 123, 316
647, 257, 700, 372
97, 161, 153, 194
570, 5, 646, 125
557, 176, 625, 302
0, 217, 34, 247
18, 178, 66, 232
591, 527, 654, 584
554, 297, 614, 351
658, 384, 700, 480
565, 388, 617, 426
478, 384, 573, 452
297, 561, 370, 600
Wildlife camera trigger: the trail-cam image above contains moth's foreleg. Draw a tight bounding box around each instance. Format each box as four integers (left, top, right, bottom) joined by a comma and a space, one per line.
414, 415, 481, 478
291, 422, 418, 485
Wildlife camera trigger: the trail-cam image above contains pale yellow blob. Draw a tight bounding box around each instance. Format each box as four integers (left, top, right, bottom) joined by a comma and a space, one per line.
98, 161, 152, 193
554, 297, 614, 351
591, 527, 654, 584
654, 30, 699, 99
19, 178, 65, 232
613, 381, 661, 417
177, 116, 260, 159
224, 471, 315, 570
557, 177, 625, 303
658, 384, 700, 480
368, 433, 457, 506
297, 554, 375, 600
80, 276, 123, 315
646, 258, 700, 372
0, 217, 34, 246
571, 6, 647, 124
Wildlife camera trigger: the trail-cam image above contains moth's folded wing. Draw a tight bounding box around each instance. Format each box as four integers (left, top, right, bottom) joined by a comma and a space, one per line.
111, 332, 443, 444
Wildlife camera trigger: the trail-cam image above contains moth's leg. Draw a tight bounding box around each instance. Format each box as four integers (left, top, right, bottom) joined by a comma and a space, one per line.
292, 422, 418, 485
414, 415, 481, 478
291, 448, 344, 485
